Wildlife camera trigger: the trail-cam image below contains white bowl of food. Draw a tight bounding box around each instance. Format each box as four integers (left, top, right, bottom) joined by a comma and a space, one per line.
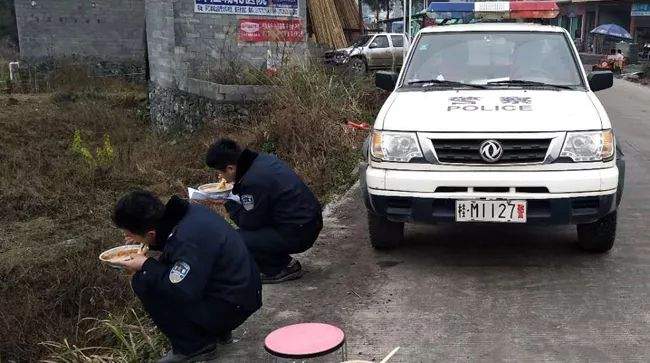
198, 179, 234, 199
99, 245, 147, 269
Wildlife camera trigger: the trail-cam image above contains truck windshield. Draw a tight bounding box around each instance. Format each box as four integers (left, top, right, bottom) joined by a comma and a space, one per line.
351, 35, 373, 48
402, 31, 584, 88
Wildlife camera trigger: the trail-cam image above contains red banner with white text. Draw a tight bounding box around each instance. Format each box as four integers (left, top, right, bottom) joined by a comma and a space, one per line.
238, 18, 304, 43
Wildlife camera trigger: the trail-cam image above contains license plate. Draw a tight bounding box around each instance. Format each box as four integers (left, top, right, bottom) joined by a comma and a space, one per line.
456, 200, 527, 223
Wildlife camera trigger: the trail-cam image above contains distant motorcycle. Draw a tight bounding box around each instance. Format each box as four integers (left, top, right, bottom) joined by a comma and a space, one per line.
640, 43, 650, 59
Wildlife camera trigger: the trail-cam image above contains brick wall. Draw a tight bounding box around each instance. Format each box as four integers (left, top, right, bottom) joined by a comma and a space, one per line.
14, 0, 145, 64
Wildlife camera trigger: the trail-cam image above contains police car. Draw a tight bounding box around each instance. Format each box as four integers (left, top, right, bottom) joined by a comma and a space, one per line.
361, 23, 625, 253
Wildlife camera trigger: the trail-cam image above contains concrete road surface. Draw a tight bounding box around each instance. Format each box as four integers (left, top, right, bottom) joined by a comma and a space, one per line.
218, 80, 650, 362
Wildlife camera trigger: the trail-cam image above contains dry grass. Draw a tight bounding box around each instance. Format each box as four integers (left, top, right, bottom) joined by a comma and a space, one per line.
40, 309, 167, 362
0, 87, 228, 360
252, 60, 384, 200
0, 62, 385, 361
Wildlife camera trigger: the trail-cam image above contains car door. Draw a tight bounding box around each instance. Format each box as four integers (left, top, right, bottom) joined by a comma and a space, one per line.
365, 35, 392, 69
390, 35, 406, 67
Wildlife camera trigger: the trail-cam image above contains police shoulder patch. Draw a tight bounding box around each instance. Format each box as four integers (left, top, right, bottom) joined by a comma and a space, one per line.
169, 261, 190, 284
241, 194, 255, 211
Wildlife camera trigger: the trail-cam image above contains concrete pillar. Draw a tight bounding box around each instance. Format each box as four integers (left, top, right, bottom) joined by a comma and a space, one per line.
9, 62, 20, 82
630, 16, 637, 41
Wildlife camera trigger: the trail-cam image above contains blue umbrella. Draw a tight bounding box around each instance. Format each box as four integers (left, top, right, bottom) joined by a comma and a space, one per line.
590, 24, 632, 40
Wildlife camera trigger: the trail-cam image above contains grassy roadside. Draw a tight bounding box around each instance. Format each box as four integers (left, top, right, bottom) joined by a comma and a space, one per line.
0, 62, 385, 361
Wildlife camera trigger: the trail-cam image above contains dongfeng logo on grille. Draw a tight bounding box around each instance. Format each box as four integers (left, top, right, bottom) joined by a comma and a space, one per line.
479, 140, 503, 163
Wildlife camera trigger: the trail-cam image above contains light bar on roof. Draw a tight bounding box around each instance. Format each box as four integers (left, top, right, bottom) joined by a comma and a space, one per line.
427, 1, 559, 20
474, 1, 510, 19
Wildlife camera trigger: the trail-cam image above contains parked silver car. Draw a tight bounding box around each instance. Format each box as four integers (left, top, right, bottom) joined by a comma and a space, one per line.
324, 33, 410, 74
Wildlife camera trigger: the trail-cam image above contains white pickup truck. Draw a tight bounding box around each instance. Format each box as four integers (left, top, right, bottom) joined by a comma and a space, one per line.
361, 23, 625, 253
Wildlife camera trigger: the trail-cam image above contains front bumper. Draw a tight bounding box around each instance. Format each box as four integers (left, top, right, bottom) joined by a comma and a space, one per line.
360, 163, 623, 225
323, 53, 349, 65
367, 193, 616, 225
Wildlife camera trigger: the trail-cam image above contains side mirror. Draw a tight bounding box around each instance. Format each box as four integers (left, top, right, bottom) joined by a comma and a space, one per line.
588, 71, 613, 92
375, 71, 399, 91
369, 42, 379, 49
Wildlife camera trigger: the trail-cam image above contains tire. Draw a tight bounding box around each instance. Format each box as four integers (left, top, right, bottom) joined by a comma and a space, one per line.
349, 57, 367, 76
577, 212, 617, 253
368, 212, 404, 250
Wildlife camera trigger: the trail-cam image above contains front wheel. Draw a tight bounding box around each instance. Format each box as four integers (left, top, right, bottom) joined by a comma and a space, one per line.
367, 212, 404, 250
349, 57, 367, 76
577, 212, 617, 253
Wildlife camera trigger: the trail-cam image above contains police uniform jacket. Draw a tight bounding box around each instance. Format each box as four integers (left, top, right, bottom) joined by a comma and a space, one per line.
225, 149, 322, 239
132, 196, 262, 311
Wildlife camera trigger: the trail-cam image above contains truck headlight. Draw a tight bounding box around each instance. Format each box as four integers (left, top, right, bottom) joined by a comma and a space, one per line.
560, 130, 614, 162
371, 131, 423, 162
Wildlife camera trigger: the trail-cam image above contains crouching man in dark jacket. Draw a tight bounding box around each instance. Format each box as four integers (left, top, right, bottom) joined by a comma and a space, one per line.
205, 139, 323, 284
111, 190, 262, 363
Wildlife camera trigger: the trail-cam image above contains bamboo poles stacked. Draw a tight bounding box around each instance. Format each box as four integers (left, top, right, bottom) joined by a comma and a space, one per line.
308, 0, 348, 49
334, 0, 364, 32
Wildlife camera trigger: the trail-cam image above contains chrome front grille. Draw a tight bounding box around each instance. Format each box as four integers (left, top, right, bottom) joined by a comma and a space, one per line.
431, 138, 552, 164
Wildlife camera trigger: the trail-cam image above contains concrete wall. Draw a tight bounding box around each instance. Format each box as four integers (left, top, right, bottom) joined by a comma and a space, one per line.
0, 0, 18, 46
14, 0, 145, 65
146, 0, 307, 132
171, 0, 306, 82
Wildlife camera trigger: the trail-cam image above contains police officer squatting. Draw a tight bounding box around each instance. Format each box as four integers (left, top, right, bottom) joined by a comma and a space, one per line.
205, 138, 323, 284
111, 190, 262, 362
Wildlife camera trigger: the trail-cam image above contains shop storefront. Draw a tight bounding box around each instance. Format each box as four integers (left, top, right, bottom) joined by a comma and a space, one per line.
632, 2, 650, 46
556, 0, 634, 52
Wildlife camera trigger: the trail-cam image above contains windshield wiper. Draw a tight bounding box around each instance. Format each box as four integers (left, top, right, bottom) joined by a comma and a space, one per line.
486, 80, 576, 90
406, 79, 487, 90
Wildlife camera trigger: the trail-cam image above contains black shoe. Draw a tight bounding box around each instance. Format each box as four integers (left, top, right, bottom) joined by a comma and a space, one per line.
217, 331, 233, 345
261, 259, 303, 284
157, 344, 217, 363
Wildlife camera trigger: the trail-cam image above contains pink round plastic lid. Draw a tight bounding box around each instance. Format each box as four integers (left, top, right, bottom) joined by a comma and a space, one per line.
264, 323, 346, 358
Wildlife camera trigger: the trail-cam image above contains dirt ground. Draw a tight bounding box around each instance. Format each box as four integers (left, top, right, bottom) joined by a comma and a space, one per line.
216, 184, 391, 362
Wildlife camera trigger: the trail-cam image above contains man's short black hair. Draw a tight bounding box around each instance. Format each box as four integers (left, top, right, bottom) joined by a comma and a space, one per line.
205, 138, 242, 170
112, 190, 165, 235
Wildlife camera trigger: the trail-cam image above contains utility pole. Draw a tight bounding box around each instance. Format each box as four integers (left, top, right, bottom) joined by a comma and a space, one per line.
409, 0, 412, 36
403, 0, 407, 37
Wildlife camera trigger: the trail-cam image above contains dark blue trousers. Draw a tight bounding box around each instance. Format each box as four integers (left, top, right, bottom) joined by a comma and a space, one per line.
238, 217, 322, 276
134, 286, 256, 355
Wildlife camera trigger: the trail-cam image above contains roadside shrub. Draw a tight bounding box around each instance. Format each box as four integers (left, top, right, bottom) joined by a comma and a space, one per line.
41, 309, 167, 363
253, 60, 385, 200
71, 131, 116, 170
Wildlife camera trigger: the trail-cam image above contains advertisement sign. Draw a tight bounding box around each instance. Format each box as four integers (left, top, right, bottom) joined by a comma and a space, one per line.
632, 3, 650, 17
238, 18, 304, 42
195, 0, 300, 17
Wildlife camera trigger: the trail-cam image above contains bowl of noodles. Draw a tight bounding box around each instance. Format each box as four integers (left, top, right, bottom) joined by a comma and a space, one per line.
198, 179, 234, 199
99, 245, 148, 269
